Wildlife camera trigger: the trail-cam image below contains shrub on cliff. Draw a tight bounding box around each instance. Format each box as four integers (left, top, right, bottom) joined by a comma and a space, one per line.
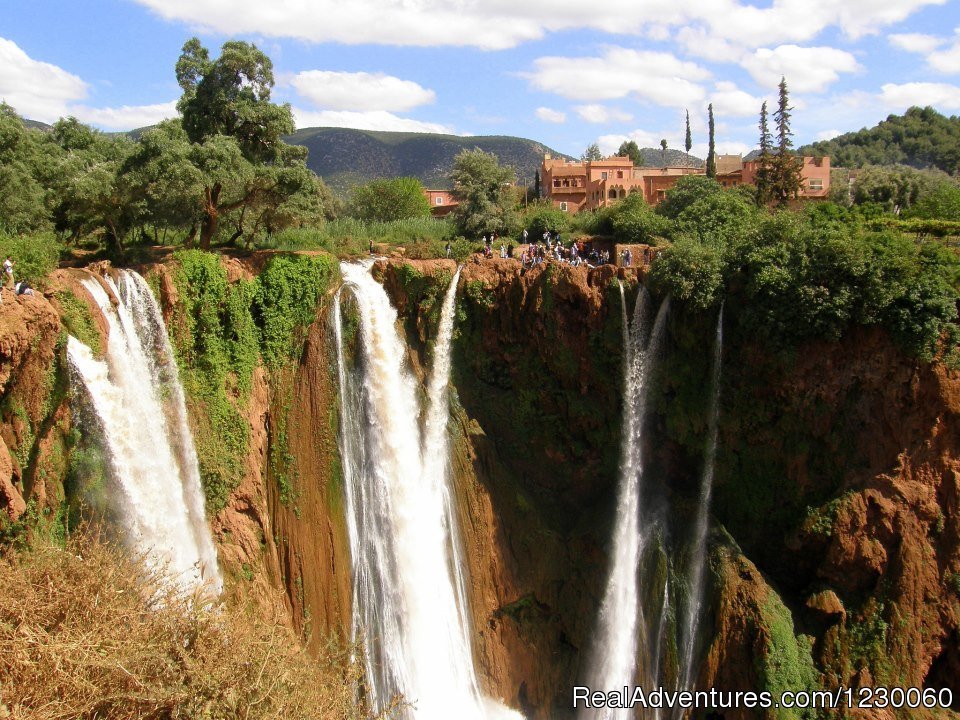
0, 532, 371, 719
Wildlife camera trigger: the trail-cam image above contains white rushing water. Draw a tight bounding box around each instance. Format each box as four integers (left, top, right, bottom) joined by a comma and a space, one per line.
334, 261, 521, 720
66, 270, 222, 596
582, 284, 669, 719
679, 305, 723, 691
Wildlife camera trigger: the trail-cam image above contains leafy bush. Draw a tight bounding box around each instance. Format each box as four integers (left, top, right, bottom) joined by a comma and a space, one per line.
655, 175, 724, 220
56, 291, 102, 355
252, 253, 336, 370
347, 176, 431, 222
650, 237, 724, 309
609, 193, 672, 244
0, 231, 62, 287
522, 202, 570, 239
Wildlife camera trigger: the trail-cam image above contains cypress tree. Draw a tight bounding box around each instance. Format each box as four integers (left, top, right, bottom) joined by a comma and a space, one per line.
771, 76, 802, 205
685, 110, 692, 165
706, 104, 716, 178
756, 101, 773, 205
534, 169, 541, 198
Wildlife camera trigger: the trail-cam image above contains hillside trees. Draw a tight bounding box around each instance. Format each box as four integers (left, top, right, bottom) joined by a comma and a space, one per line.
451, 149, 516, 236
347, 177, 431, 222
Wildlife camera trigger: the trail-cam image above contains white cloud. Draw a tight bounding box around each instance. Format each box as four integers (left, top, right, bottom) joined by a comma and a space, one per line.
888, 32, 943, 54
879, 81, 960, 110
0, 37, 87, 121
709, 81, 765, 118
676, 27, 742, 63
292, 107, 457, 134
928, 29, 960, 73
816, 128, 843, 141
535, 107, 566, 123
71, 101, 178, 131
288, 70, 435, 112
527, 47, 709, 108
574, 104, 632, 124
742, 45, 860, 93
130, 0, 946, 50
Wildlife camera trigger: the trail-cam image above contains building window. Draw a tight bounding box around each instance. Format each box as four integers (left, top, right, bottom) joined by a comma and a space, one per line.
560, 202, 568, 212
617, 170, 623, 178
435, 197, 443, 205
808, 178, 824, 191
601, 172, 608, 180
608, 188, 617, 199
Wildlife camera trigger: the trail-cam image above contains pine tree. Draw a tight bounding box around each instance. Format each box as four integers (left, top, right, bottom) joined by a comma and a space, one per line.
684, 110, 692, 165
534, 169, 541, 198
756, 101, 773, 205
706, 104, 716, 178
771, 76, 802, 205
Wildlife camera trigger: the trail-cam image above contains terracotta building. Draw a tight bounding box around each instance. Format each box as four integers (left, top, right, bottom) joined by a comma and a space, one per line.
541, 152, 830, 210
423, 189, 458, 217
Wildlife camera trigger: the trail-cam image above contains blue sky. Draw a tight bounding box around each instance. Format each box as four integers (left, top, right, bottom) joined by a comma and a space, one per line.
2, 0, 959, 159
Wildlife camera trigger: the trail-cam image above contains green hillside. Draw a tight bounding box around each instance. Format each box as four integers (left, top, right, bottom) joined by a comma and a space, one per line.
799, 106, 960, 174
286, 127, 569, 195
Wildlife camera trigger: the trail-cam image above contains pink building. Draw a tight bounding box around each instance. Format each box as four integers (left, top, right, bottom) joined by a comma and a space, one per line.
423, 189, 458, 217
541, 152, 830, 211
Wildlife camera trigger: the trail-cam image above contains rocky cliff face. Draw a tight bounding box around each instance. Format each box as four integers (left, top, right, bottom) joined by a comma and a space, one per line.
3, 253, 959, 720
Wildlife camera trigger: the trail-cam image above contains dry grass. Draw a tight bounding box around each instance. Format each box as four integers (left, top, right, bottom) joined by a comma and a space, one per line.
0, 532, 376, 720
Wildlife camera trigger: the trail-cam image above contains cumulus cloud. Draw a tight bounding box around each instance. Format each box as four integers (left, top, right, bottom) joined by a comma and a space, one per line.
535, 107, 566, 123
0, 37, 87, 121
928, 29, 960, 73
879, 81, 960, 110
130, 0, 945, 50
709, 81, 765, 118
526, 48, 709, 108
288, 70, 435, 112
888, 32, 943, 54
292, 107, 457, 134
574, 104, 633, 124
742, 45, 860, 93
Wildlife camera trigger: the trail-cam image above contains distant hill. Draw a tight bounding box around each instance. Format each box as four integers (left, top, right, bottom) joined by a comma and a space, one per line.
635, 147, 703, 168
286, 127, 570, 196
798, 106, 960, 174
22, 119, 52, 132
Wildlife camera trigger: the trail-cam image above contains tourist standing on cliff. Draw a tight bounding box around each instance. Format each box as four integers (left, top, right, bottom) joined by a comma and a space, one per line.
3, 257, 14, 288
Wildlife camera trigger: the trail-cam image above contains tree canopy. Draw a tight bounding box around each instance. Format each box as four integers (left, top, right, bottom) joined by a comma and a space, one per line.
451, 149, 516, 237
347, 177, 431, 222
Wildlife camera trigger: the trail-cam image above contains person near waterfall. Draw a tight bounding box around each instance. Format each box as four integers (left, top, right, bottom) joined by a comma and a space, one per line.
3, 256, 13, 288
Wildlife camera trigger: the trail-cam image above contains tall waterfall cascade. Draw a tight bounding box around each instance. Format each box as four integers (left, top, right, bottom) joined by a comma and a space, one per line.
334, 261, 522, 720
66, 269, 222, 595
581, 283, 670, 720
679, 306, 724, 691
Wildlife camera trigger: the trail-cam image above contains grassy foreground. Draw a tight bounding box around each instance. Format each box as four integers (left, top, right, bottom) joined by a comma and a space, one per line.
0, 533, 378, 720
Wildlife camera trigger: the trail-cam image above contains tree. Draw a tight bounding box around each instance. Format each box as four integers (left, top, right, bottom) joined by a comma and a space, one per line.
451, 149, 516, 237
617, 140, 643, 166
347, 177, 431, 222
706, 104, 716, 178
755, 101, 774, 206
770, 77, 803, 206
174, 38, 305, 248
581, 142, 603, 161
685, 110, 692, 165
660, 139, 668, 167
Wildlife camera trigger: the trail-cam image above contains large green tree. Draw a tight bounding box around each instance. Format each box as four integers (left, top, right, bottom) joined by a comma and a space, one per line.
174, 38, 307, 248
617, 140, 643, 166
581, 143, 603, 161
451, 149, 516, 237
706, 104, 716, 178
348, 177, 431, 222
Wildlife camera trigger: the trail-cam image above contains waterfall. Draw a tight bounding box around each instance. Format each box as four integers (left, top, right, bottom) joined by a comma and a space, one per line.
679, 305, 723, 691
65, 269, 222, 596
582, 283, 669, 719
334, 262, 521, 720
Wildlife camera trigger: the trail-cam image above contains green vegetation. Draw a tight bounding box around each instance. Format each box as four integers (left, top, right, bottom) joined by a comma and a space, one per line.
56, 291, 101, 355
800, 106, 960, 174
169, 249, 333, 513
451, 148, 517, 237
647, 175, 960, 361
347, 177, 431, 222
0, 231, 61, 287
758, 593, 820, 720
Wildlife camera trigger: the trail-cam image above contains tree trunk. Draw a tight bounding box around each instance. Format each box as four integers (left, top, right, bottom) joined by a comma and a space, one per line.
199, 183, 222, 250
185, 223, 198, 248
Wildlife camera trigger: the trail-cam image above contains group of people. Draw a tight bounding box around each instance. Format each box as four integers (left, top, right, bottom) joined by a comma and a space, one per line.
474, 229, 627, 271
